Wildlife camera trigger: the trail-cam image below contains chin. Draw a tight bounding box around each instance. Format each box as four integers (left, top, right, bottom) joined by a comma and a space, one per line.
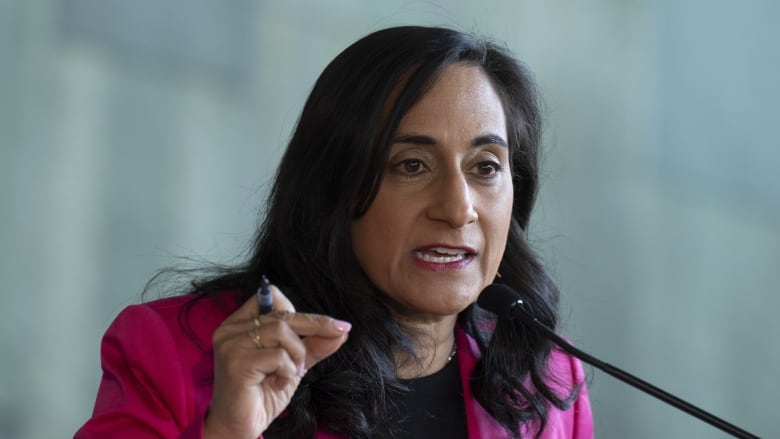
389, 298, 472, 319
427, 296, 477, 317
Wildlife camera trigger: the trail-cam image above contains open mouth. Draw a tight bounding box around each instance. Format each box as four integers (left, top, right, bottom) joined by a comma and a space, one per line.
413, 247, 473, 263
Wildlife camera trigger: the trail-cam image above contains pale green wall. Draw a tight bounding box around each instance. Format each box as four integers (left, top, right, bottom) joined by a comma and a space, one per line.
1, 1, 777, 437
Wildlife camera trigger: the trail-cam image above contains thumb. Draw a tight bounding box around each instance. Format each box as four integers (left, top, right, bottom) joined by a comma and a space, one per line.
302, 330, 351, 369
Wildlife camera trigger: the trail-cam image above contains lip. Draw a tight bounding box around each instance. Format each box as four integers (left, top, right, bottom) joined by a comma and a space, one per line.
411, 243, 477, 272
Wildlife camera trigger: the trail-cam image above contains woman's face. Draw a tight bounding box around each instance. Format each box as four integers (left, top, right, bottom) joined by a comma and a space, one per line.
351, 64, 514, 319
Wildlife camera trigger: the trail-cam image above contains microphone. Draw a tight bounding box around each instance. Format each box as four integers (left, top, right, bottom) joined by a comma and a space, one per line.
477, 283, 759, 439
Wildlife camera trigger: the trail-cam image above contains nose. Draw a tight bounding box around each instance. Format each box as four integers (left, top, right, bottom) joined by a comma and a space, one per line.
426, 170, 478, 228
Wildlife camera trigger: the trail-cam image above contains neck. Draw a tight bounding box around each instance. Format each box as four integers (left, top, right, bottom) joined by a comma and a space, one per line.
393, 313, 458, 379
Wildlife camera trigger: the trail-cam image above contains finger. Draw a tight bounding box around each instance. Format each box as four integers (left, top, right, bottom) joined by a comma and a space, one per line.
270, 285, 295, 313
254, 347, 300, 389
249, 319, 308, 367
219, 340, 300, 390
217, 325, 301, 380
233, 312, 352, 370
236, 314, 350, 367
269, 312, 352, 339
302, 331, 350, 368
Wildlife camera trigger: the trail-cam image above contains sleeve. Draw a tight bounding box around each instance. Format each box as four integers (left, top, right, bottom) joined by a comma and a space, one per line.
74, 304, 207, 439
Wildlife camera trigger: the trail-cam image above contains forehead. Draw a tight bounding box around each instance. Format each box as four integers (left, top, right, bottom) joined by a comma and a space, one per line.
396, 64, 507, 134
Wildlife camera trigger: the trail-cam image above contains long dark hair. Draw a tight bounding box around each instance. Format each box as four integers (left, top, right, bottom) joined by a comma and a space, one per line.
185, 26, 578, 438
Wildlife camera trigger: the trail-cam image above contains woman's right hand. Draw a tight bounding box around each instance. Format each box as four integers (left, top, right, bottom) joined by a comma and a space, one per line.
203, 285, 352, 439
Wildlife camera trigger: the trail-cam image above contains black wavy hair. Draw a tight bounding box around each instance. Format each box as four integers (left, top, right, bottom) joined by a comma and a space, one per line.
185, 26, 578, 438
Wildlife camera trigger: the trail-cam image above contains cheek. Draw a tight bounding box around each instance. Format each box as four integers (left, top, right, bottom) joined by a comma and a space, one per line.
486, 215, 511, 259
351, 217, 382, 277
484, 187, 514, 270
350, 194, 405, 282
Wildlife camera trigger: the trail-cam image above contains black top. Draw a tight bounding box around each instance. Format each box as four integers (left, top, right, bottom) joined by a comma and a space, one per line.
395, 359, 468, 439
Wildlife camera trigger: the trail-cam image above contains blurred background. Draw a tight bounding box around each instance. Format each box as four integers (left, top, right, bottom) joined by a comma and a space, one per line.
1, 0, 778, 437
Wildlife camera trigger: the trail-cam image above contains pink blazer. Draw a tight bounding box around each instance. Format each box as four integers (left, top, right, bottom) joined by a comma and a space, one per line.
75, 292, 593, 438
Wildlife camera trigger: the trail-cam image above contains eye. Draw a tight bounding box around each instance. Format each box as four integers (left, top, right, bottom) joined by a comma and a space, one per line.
391, 159, 429, 176
473, 161, 503, 177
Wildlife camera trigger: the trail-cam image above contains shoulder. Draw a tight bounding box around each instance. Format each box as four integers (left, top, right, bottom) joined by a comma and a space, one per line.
106, 290, 245, 355
78, 291, 245, 438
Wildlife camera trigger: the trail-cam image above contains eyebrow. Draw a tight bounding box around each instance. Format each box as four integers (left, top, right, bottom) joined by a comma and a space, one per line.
392, 133, 508, 147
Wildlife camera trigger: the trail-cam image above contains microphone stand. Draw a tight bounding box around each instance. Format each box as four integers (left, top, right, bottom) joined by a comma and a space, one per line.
511, 304, 759, 439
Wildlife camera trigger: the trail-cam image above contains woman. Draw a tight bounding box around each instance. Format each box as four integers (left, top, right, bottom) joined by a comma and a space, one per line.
76, 26, 592, 438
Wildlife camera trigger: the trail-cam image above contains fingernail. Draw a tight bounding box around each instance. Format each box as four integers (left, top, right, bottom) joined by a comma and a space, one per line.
331, 319, 352, 332
297, 363, 307, 377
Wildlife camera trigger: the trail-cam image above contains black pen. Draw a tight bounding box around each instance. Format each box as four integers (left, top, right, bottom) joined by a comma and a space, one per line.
257, 275, 274, 314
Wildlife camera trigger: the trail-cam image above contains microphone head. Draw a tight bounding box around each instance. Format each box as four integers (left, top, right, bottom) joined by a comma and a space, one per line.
477, 283, 523, 319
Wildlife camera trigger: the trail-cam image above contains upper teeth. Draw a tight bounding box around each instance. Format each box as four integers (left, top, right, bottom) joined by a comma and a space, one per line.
430, 247, 464, 256
414, 247, 467, 263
